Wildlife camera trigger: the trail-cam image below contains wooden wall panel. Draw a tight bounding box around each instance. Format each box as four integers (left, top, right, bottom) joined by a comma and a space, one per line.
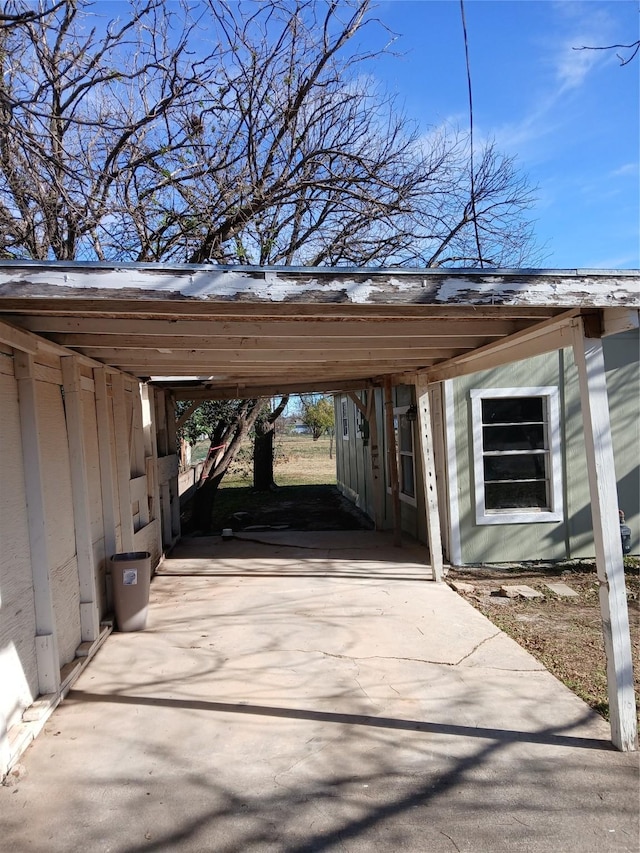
36, 380, 81, 665
0, 370, 38, 732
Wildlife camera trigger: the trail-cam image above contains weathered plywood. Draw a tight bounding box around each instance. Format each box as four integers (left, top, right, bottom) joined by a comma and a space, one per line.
36, 380, 81, 666
0, 371, 38, 734
133, 519, 162, 569
157, 454, 179, 484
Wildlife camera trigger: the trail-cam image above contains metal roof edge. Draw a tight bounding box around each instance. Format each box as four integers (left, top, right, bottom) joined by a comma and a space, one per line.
0, 261, 637, 276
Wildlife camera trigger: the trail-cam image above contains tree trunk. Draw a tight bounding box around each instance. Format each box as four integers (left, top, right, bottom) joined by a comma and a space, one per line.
191, 398, 266, 532
252, 395, 289, 492
253, 422, 276, 491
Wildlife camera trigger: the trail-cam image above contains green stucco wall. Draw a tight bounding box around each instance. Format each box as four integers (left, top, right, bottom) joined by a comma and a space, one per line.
451, 329, 639, 564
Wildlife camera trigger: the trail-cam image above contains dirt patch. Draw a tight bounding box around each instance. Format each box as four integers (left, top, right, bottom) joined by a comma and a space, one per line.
447, 560, 640, 724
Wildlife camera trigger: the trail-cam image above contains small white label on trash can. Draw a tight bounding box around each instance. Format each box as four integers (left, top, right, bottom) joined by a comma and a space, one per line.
123, 569, 138, 585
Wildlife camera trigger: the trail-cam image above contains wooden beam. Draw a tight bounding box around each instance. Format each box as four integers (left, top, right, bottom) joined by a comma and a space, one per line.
111, 373, 135, 552
347, 392, 368, 419
165, 378, 377, 401
61, 356, 100, 642
11, 316, 534, 339
93, 367, 118, 609
0, 303, 564, 321
104, 362, 442, 379
14, 351, 61, 694
51, 334, 499, 351
0, 318, 38, 353
384, 378, 402, 547
425, 312, 580, 382
175, 400, 200, 430
602, 307, 639, 337
367, 390, 384, 531
141, 383, 163, 562
571, 318, 637, 752
73, 347, 464, 364
166, 393, 181, 542
415, 376, 444, 582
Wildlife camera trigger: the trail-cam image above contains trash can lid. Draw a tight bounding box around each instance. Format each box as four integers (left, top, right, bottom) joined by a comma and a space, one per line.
111, 551, 151, 561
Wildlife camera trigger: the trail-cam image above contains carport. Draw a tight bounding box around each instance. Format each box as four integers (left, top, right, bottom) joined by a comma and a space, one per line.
0, 262, 637, 755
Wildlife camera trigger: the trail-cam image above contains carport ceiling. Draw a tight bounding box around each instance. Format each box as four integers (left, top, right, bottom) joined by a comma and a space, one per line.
0, 264, 637, 398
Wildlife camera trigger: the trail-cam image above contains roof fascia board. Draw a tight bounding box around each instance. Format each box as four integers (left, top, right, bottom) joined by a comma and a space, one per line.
0, 265, 638, 309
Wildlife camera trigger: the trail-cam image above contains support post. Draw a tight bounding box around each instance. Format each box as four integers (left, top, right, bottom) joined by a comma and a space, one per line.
61, 357, 100, 642
14, 352, 61, 694
572, 317, 637, 751
415, 375, 444, 581
166, 393, 181, 541
111, 372, 135, 551
93, 367, 118, 610
366, 390, 384, 530
141, 382, 162, 560
383, 378, 402, 547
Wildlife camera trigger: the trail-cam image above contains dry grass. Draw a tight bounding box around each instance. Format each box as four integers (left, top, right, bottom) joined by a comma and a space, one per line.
273, 434, 336, 485
199, 432, 336, 488
448, 559, 640, 724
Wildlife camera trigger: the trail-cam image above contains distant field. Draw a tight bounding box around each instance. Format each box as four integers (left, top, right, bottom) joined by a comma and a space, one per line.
191, 433, 336, 487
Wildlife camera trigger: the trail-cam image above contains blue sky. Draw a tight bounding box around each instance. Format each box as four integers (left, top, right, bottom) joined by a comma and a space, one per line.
358, 0, 639, 269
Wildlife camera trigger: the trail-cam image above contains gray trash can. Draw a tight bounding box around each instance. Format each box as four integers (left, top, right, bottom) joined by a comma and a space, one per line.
110, 551, 151, 631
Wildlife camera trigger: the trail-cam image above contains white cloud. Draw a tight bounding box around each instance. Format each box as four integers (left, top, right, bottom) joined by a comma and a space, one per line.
610, 162, 640, 178
581, 252, 639, 269
550, 1, 617, 91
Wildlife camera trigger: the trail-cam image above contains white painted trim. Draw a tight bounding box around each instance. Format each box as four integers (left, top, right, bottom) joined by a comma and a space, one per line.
392, 405, 417, 507
470, 386, 563, 525
572, 320, 637, 752
341, 397, 349, 440
443, 380, 462, 566
415, 377, 444, 581
61, 356, 100, 642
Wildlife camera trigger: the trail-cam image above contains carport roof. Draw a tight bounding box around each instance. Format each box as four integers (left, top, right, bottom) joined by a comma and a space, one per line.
0, 262, 637, 398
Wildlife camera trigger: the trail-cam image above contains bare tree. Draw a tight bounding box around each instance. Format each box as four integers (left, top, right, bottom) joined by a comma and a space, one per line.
1, 0, 541, 525
0, 0, 224, 260
0, 0, 538, 266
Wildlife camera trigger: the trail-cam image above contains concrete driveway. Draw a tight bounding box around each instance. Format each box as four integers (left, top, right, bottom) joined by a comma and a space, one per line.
1, 532, 638, 852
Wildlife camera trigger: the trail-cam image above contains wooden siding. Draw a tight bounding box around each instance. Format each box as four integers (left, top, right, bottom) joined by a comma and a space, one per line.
36, 381, 81, 665
0, 369, 38, 735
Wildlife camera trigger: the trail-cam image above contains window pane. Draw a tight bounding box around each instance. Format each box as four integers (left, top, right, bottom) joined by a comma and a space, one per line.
484, 454, 546, 482
483, 424, 545, 451
341, 401, 348, 437
400, 454, 415, 498
482, 397, 544, 424
398, 415, 413, 452
485, 481, 548, 510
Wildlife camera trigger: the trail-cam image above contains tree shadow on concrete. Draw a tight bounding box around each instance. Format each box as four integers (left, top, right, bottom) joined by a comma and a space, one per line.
182, 484, 374, 536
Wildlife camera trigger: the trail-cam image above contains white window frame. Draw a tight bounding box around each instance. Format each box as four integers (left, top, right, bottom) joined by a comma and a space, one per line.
341, 398, 349, 440
387, 405, 417, 507
470, 386, 563, 525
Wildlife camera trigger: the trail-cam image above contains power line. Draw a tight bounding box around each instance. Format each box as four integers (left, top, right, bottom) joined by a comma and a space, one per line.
459, 0, 484, 267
